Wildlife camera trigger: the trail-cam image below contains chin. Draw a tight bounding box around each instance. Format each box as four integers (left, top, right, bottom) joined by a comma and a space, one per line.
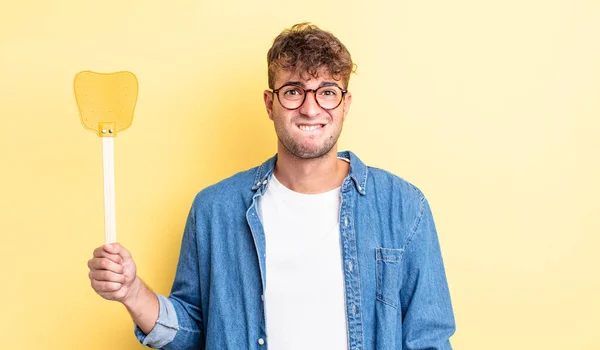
290, 145, 336, 160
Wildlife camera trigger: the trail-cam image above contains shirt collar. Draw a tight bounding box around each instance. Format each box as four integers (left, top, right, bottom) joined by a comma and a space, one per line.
252, 150, 368, 196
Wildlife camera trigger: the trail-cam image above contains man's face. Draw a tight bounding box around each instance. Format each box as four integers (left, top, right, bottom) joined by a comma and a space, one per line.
264, 68, 352, 160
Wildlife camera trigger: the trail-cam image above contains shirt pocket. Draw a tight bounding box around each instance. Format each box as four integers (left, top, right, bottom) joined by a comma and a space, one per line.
376, 247, 404, 308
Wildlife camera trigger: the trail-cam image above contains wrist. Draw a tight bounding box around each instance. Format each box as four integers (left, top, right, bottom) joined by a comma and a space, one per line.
121, 276, 160, 334
122, 276, 145, 310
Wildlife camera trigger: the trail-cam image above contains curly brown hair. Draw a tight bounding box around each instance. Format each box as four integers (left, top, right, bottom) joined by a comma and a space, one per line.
267, 23, 356, 89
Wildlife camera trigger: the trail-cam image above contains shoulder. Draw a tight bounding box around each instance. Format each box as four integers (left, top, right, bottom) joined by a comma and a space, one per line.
342, 150, 427, 209
367, 166, 426, 203
365, 165, 431, 231
191, 166, 259, 211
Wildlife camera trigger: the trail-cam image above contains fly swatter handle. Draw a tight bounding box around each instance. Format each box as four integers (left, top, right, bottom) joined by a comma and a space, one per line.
102, 137, 117, 244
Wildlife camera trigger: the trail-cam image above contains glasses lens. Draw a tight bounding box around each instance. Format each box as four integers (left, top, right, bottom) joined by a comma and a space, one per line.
316, 86, 343, 109
278, 86, 305, 109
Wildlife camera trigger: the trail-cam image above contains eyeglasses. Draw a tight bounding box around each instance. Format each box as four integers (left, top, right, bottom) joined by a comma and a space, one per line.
271, 83, 348, 110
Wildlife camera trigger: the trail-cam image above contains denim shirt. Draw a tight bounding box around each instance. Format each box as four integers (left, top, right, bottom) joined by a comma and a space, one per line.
135, 151, 455, 349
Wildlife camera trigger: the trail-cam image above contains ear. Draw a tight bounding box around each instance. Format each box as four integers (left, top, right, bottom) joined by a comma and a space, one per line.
342, 91, 352, 121
264, 90, 274, 120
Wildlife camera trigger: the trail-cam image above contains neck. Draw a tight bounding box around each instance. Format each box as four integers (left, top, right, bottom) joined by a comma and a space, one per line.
274, 145, 349, 194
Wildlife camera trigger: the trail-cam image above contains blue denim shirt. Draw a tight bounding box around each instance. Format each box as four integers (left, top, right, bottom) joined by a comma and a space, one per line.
135, 151, 455, 349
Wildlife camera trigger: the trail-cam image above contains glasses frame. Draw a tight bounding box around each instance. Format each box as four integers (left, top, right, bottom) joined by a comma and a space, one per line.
271, 83, 348, 111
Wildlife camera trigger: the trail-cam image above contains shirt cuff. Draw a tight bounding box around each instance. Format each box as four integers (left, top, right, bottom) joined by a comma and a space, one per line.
134, 293, 179, 348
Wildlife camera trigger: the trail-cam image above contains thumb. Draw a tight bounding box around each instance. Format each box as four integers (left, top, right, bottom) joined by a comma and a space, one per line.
114, 242, 133, 261
103, 242, 132, 260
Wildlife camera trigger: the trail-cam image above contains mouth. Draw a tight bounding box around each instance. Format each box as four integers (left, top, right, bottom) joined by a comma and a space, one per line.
297, 123, 326, 131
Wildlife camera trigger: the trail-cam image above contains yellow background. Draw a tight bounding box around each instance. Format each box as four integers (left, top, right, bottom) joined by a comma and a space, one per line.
1, 0, 598, 349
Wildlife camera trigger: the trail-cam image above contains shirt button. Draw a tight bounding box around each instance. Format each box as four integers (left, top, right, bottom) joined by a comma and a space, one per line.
256, 182, 261, 186
262, 180, 267, 185
258, 338, 265, 345
344, 217, 348, 227
261, 295, 264, 301
347, 261, 353, 271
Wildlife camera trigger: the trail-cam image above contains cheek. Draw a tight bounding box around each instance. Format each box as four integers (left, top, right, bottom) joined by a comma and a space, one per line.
272, 108, 296, 123
331, 111, 344, 125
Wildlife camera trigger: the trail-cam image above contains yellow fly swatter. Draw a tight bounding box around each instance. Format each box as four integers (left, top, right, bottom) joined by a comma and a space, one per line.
74, 71, 138, 244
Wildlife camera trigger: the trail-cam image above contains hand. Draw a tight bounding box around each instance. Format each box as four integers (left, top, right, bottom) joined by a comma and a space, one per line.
88, 243, 139, 303
88, 243, 159, 333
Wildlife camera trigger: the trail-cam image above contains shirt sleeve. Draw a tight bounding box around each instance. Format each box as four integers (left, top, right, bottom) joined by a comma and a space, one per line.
400, 193, 456, 349
134, 199, 205, 349
134, 294, 179, 348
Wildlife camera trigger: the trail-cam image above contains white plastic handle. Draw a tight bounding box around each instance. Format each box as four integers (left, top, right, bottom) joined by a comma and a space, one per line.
102, 137, 116, 244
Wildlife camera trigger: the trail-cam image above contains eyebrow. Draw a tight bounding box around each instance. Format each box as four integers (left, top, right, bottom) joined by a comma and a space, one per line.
281, 81, 341, 88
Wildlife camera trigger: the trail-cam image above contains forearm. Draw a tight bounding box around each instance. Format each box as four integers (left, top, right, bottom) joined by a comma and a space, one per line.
401, 195, 455, 348
123, 277, 159, 335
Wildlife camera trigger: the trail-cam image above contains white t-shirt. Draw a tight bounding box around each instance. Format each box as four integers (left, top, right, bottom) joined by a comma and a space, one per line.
257, 174, 348, 349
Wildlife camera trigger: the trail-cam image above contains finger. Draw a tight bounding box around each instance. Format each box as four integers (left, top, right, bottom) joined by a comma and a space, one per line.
93, 246, 123, 264
91, 279, 122, 293
109, 242, 133, 261
88, 258, 125, 274
89, 269, 126, 283
103, 243, 121, 255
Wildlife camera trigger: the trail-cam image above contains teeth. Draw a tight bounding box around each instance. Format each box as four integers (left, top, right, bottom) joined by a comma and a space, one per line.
298, 125, 321, 131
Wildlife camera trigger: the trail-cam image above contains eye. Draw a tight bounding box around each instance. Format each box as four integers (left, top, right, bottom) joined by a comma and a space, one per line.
283, 87, 303, 96
318, 88, 338, 97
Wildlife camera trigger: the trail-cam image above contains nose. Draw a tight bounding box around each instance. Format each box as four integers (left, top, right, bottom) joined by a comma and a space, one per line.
299, 90, 322, 117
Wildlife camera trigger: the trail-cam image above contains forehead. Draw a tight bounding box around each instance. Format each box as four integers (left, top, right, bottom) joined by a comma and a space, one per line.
273, 67, 341, 87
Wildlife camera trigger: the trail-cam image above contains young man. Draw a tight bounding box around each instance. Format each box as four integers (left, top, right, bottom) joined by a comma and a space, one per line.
88, 23, 455, 349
